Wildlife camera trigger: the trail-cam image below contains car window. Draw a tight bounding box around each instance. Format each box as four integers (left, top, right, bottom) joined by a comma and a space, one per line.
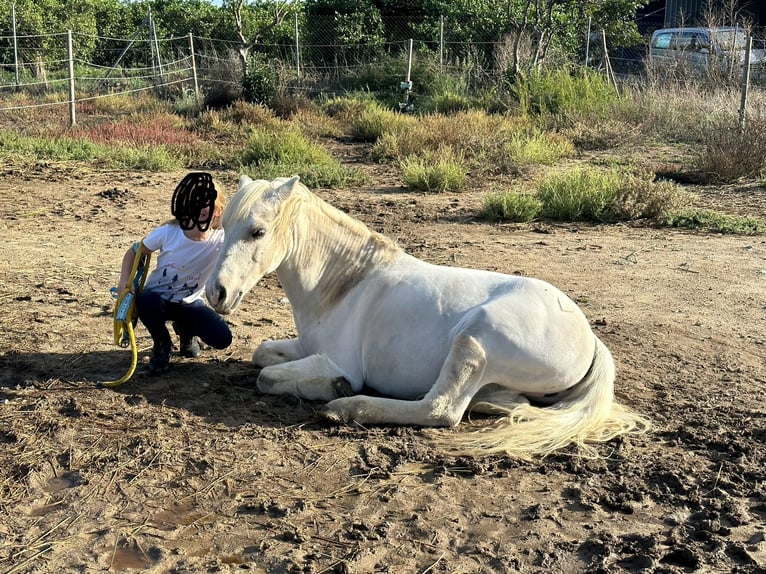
672, 31, 698, 51
653, 33, 672, 49
693, 32, 711, 51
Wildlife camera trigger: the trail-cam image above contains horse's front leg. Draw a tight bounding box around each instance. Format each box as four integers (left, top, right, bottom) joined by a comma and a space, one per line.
252, 338, 303, 367
322, 334, 487, 426
257, 353, 356, 402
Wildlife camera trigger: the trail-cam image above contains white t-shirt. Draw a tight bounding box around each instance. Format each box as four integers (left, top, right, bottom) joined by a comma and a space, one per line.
142, 223, 224, 304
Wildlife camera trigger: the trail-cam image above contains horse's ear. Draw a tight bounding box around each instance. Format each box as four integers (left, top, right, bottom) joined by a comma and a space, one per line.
238, 175, 253, 191
264, 175, 301, 205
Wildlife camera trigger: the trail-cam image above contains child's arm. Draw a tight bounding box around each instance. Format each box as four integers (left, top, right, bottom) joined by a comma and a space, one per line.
117, 243, 152, 293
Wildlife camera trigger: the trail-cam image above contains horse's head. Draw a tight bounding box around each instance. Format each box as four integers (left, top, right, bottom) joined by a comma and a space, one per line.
206, 175, 300, 314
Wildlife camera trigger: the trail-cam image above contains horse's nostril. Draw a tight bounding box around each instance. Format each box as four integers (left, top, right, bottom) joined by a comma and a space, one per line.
218, 286, 227, 303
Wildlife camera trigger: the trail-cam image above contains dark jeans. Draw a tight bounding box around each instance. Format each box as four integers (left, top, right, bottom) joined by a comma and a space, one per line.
138, 290, 232, 350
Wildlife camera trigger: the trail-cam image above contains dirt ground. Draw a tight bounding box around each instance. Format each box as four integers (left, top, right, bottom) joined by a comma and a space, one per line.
1, 150, 765, 574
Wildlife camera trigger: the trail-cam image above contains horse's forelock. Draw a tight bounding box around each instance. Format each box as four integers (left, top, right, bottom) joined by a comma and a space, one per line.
222, 177, 309, 231
222, 179, 270, 229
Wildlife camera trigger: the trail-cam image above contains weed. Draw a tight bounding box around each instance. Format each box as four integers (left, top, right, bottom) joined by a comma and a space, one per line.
483, 191, 543, 222
661, 209, 765, 234
400, 149, 467, 193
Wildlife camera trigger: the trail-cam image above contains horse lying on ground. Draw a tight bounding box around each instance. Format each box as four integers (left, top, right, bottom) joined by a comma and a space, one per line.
206, 175, 650, 460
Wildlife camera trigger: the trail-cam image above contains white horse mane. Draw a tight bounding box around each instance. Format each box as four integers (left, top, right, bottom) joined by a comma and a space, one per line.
223, 177, 400, 314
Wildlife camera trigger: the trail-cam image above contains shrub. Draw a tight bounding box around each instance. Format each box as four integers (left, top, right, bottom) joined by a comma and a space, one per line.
661, 209, 765, 234
482, 191, 543, 222
536, 168, 619, 221
400, 149, 467, 193
242, 54, 278, 106
693, 116, 766, 183
531, 167, 688, 223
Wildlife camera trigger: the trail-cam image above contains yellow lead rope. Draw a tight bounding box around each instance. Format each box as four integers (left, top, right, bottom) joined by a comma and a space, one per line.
99, 242, 151, 388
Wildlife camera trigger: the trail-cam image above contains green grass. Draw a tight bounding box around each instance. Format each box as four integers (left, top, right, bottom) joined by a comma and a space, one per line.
661, 209, 765, 234
483, 191, 543, 222
0, 130, 183, 170
400, 150, 468, 193
240, 128, 367, 188
481, 167, 690, 224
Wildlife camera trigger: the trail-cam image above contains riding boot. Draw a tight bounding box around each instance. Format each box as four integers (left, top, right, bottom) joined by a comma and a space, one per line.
173, 322, 201, 358
148, 337, 172, 375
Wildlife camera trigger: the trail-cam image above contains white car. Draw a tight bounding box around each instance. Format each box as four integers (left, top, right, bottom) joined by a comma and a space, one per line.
649, 26, 766, 81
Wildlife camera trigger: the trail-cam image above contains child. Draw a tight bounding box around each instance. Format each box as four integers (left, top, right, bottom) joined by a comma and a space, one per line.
116, 172, 232, 375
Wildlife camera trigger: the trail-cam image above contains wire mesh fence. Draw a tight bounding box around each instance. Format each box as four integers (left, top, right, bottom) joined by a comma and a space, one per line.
0, 13, 764, 123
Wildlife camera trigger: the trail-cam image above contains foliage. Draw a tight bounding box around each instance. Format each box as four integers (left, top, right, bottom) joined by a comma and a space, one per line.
693, 116, 766, 183
303, 0, 386, 66
242, 53, 278, 106
661, 209, 765, 234
482, 167, 689, 223
482, 191, 543, 222
400, 148, 467, 193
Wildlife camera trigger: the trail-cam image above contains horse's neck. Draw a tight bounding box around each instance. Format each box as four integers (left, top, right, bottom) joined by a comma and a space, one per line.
278, 195, 398, 315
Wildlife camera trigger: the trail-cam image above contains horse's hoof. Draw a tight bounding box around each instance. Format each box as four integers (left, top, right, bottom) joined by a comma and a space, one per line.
331, 377, 354, 397
319, 406, 346, 424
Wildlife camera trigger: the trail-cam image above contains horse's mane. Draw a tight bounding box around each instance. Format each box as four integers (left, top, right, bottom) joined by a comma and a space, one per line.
224, 177, 400, 314
224, 177, 398, 255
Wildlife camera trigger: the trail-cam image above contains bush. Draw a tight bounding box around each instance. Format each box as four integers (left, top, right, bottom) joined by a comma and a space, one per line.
481, 167, 689, 224
400, 149, 467, 193
693, 116, 766, 183
661, 209, 765, 234
483, 191, 543, 222
242, 54, 278, 106
537, 168, 619, 221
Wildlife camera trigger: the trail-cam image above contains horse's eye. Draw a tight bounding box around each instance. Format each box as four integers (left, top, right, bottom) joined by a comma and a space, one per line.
251, 228, 266, 239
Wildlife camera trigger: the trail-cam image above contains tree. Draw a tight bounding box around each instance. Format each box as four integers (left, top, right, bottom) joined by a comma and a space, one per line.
0, 0, 102, 77
230, 0, 297, 78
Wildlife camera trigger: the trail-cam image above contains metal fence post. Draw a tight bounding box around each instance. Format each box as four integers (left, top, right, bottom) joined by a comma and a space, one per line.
439, 15, 444, 69
739, 35, 752, 131
295, 13, 301, 78
12, 3, 19, 89
67, 30, 76, 126
188, 32, 199, 99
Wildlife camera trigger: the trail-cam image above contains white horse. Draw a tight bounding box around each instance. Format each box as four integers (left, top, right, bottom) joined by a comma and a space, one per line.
206, 175, 650, 460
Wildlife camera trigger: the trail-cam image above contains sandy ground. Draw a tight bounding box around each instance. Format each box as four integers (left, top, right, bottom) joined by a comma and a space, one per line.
1, 155, 765, 573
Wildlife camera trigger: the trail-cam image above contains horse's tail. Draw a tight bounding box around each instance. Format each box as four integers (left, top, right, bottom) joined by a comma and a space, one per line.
440, 337, 651, 460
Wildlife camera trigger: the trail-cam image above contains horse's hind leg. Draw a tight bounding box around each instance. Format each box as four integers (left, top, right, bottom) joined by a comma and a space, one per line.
322, 334, 486, 427
467, 384, 530, 416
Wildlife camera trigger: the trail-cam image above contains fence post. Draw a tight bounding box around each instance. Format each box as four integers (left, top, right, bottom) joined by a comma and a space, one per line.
294, 13, 301, 77
739, 35, 752, 131
399, 39, 414, 112
67, 30, 76, 127
439, 15, 444, 69
12, 3, 19, 89
188, 33, 199, 100
601, 30, 617, 90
